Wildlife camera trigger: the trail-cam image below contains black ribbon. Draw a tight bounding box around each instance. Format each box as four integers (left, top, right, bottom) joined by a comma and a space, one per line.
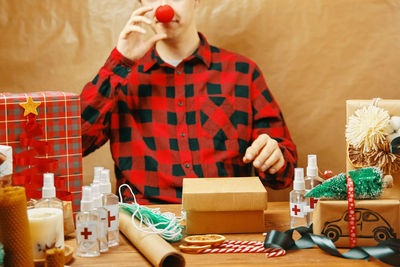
263, 225, 400, 266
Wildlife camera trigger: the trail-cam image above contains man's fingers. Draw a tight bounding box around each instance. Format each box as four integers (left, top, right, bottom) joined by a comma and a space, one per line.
243, 134, 269, 162
131, 6, 153, 18
148, 19, 159, 34
126, 6, 154, 27
252, 138, 277, 168
122, 25, 146, 39
145, 33, 167, 47
268, 155, 285, 174
130, 16, 153, 26
259, 149, 282, 172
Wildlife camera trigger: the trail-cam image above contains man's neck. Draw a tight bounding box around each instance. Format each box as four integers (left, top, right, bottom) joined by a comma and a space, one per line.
156, 29, 200, 62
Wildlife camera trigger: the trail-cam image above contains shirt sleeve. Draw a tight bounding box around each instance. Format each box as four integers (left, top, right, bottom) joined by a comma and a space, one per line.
80, 48, 133, 156
250, 64, 298, 189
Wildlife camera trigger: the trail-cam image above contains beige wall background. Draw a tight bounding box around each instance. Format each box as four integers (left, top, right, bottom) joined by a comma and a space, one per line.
1, 0, 400, 201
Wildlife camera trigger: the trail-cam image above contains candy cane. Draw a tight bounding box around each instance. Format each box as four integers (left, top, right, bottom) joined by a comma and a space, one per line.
214, 245, 263, 252
200, 246, 268, 253
224, 244, 265, 250
183, 238, 286, 257
223, 240, 263, 246
265, 248, 286, 257
218, 244, 264, 250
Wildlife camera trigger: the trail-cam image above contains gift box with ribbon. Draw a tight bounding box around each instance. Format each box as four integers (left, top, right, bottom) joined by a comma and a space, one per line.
307, 167, 400, 248
0, 92, 82, 212
313, 199, 400, 247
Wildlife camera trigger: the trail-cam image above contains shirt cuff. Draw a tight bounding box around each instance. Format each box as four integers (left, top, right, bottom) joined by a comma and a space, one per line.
109, 47, 135, 68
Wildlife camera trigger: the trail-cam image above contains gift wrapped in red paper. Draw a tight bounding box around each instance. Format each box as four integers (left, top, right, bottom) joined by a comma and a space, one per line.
0, 92, 82, 212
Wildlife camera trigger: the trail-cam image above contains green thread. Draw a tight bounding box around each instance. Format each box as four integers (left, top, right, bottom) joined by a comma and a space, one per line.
119, 203, 183, 242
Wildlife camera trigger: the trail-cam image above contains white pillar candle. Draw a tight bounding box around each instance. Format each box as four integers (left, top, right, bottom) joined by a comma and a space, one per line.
27, 207, 64, 259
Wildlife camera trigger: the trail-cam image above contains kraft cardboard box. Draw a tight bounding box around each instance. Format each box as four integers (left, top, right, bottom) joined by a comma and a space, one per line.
182, 177, 268, 234
346, 99, 400, 200
313, 199, 400, 247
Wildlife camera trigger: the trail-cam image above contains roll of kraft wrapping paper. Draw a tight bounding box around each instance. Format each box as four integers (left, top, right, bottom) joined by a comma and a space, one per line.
0, 186, 34, 267
119, 209, 185, 267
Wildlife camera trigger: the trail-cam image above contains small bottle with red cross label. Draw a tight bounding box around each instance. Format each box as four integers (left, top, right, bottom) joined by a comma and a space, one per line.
91, 183, 109, 253
100, 169, 120, 247
76, 186, 100, 257
305, 154, 319, 213
290, 168, 311, 229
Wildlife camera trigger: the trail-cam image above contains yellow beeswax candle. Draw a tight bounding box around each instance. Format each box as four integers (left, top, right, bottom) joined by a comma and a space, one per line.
0, 186, 34, 267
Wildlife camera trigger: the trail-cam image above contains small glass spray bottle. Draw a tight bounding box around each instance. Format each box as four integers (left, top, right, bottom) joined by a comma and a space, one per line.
76, 186, 100, 257
35, 173, 63, 211
92, 166, 104, 185
305, 154, 319, 213
99, 169, 119, 247
290, 168, 310, 228
91, 183, 109, 253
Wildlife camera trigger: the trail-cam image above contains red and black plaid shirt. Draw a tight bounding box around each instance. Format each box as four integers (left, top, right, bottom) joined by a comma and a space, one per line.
81, 33, 297, 204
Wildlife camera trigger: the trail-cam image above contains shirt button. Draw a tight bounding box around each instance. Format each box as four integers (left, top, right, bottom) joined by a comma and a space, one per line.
181, 133, 186, 137
177, 71, 181, 75
178, 102, 183, 106
185, 163, 190, 168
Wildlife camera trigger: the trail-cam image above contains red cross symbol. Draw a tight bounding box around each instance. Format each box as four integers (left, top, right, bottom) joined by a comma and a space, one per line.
310, 198, 318, 209
81, 227, 92, 240
292, 205, 301, 215
108, 210, 116, 228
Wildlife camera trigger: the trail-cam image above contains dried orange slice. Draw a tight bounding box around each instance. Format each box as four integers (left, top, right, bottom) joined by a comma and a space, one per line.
184, 234, 226, 247
179, 244, 211, 253
347, 143, 364, 168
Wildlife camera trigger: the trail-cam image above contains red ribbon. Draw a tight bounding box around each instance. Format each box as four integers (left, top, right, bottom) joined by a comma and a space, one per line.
25, 115, 43, 137
34, 158, 59, 172
30, 139, 51, 154
14, 149, 39, 165
346, 175, 357, 248
25, 189, 72, 201
319, 169, 335, 179
13, 112, 70, 200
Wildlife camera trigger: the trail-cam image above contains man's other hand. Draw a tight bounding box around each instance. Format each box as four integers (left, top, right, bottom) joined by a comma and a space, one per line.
243, 134, 285, 174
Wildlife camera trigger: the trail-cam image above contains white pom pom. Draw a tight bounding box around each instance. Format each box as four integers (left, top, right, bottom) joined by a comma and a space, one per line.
346, 105, 392, 152
390, 116, 400, 131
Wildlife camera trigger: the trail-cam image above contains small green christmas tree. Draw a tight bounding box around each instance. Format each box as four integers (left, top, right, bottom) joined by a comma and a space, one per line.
305, 167, 382, 200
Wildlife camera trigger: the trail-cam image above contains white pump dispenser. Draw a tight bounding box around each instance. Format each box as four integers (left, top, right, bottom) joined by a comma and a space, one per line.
290, 168, 310, 228
75, 186, 100, 257
100, 169, 119, 247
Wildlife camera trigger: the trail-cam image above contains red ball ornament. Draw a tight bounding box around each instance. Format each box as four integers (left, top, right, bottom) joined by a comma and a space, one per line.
155, 5, 175, 23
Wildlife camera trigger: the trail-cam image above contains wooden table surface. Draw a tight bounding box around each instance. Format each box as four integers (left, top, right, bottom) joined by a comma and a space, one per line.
65, 202, 389, 267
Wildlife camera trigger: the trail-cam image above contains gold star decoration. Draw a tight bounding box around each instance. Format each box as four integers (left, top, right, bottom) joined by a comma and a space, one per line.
19, 96, 41, 116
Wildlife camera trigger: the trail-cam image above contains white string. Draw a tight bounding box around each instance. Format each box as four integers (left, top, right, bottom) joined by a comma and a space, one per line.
118, 184, 184, 241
